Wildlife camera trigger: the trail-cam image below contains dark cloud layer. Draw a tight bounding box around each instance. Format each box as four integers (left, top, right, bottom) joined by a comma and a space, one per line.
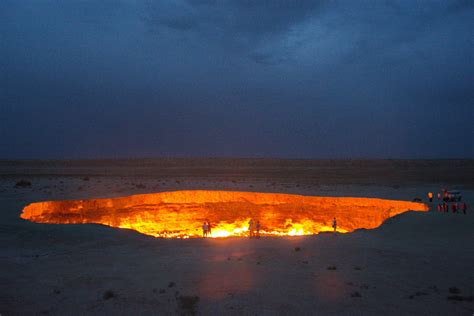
1, 0, 473, 159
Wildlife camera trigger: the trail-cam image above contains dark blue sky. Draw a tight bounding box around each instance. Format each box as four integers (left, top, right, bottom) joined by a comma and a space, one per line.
1, 0, 473, 159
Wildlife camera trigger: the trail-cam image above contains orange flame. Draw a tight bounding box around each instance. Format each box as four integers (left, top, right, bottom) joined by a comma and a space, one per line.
20, 190, 428, 238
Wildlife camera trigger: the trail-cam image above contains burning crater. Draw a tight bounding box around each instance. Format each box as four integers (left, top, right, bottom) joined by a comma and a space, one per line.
21, 190, 428, 238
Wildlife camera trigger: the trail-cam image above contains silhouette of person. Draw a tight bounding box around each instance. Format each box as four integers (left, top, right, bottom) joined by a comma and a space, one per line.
256, 221, 261, 238
202, 222, 208, 237
206, 220, 212, 237
248, 219, 254, 238
461, 202, 467, 215
332, 217, 337, 232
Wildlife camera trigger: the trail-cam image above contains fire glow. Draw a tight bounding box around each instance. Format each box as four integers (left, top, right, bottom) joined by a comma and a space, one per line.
20, 190, 428, 238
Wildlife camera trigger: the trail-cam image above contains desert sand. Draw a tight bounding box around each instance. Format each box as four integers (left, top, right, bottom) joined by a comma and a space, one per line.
1, 159, 473, 315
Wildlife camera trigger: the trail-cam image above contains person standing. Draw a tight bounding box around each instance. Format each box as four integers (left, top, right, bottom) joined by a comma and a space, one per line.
256, 221, 261, 238
207, 220, 212, 237
332, 217, 337, 232
461, 202, 467, 215
428, 192, 433, 202
248, 219, 254, 238
437, 192, 441, 201
202, 222, 208, 237
443, 190, 449, 202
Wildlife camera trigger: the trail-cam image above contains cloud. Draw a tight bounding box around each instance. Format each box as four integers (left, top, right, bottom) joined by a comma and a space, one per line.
144, 0, 474, 69
144, 0, 328, 53
1, 0, 473, 158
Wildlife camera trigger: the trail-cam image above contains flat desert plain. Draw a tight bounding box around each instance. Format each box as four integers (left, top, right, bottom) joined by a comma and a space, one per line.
1, 159, 473, 315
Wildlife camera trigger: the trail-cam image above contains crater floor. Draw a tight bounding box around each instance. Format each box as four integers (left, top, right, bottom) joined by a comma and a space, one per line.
21, 190, 428, 238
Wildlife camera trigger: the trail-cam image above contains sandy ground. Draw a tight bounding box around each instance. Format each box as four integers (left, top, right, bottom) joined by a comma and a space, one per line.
1, 159, 473, 315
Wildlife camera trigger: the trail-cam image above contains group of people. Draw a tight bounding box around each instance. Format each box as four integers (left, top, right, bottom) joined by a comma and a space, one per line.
248, 219, 261, 238
427, 190, 468, 215
436, 201, 467, 214
202, 217, 339, 238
